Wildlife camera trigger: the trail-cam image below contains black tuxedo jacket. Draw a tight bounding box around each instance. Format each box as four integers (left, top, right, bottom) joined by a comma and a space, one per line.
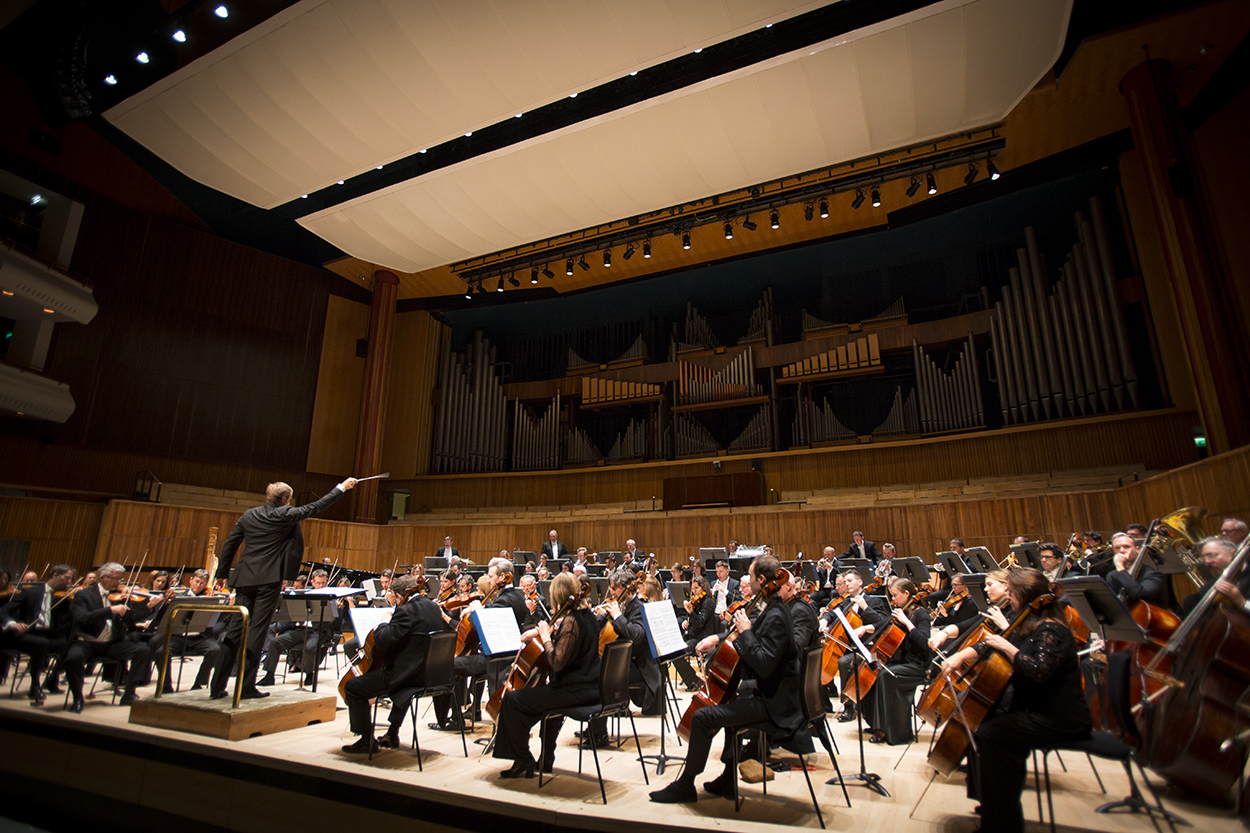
841, 540, 882, 565
2, 583, 72, 636
71, 586, 139, 642
215, 486, 346, 588
711, 576, 741, 609
736, 596, 803, 736
540, 541, 567, 559
610, 594, 661, 711
434, 546, 459, 559
374, 595, 448, 692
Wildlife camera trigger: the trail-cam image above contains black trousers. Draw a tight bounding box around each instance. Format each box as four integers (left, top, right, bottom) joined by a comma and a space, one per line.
151, 633, 222, 690
861, 660, 927, 744
675, 695, 779, 785
968, 711, 1090, 833
64, 638, 150, 699
262, 627, 326, 676
343, 668, 416, 736
212, 583, 280, 695
431, 654, 491, 726
492, 682, 598, 765
0, 629, 53, 690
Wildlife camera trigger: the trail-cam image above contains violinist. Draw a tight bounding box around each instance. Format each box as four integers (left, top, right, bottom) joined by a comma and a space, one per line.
584, 568, 661, 748
341, 575, 447, 753
519, 573, 547, 628
650, 554, 807, 804
430, 557, 526, 731
149, 569, 224, 693
928, 573, 978, 651
674, 576, 718, 691
83, 571, 98, 588
782, 572, 820, 655
939, 568, 1090, 833
1, 563, 76, 703
64, 562, 152, 712
820, 569, 888, 723
860, 578, 931, 745
1183, 535, 1250, 616
370, 569, 394, 608
1105, 531, 1170, 608
931, 569, 1011, 652
493, 573, 601, 778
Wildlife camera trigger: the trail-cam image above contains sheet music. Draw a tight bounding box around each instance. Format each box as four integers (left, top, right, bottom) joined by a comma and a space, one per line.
348, 607, 393, 641
641, 601, 687, 660
471, 607, 523, 657
832, 607, 874, 663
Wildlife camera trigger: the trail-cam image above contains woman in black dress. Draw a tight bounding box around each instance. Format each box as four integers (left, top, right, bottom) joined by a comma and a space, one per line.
939, 568, 1091, 833
493, 572, 601, 778
861, 577, 931, 744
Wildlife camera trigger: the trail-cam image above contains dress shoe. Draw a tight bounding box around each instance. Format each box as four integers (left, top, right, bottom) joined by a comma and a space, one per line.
240, 688, 270, 700
44, 680, 62, 695
649, 781, 698, 804
256, 675, 277, 687
498, 760, 536, 779
539, 754, 555, 775
341, 736, 378, 754
303, 673, 317, 687
68, 698, 85, 714
837, 704, 857, 723
29, 687, 46, 705
702, 771, 733, 798
428, 721, 461, 732
190, 684, 203, 691
375, 733, 400, 749
867, 732, 888, 744
119, 690, 138, 706
209, 689, 229, 700
578, 735, 612, 750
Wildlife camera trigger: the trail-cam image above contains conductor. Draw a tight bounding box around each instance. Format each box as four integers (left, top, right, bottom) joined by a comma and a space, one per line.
210, 478, 358, 699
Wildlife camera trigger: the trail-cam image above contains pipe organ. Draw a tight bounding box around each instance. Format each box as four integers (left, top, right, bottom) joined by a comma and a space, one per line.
913, 334, 984, 433
565, 425, 602, 465
677, 347, 759, 406
874, 386, 920, 436
729, 406, 772, 452
987, 197, 1138, 425
739, 288, 776, 346
581, 375, 661, 406
791, 396, 856, 445
671, 302, 720, 358
674, 413, 719, 457
433, 331, 510, 473
606, 418, 649, 462
511, 394, 561, 471
781, 333, 881, 379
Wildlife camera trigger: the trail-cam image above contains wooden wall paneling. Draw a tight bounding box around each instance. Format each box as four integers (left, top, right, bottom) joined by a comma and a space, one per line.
306, 295, 369, 476
0, 497, 107, 579
382, 311, 446, 481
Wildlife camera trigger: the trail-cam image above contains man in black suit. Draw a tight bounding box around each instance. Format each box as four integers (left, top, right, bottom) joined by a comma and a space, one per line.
257, 569, 337, 687
840, 531, 882, 567
1104, 531, 1170, 608
821, 569, 889, 722
435, 536, 458, 560
1, 563, 76, 702
650, 554, 807, 803
540, 529, 567, 560
63, 562, 153, 712
342, 574, 448, 753
210, 477, 357, 700
1183, 535, 1250, 616
148, 569, 224, 693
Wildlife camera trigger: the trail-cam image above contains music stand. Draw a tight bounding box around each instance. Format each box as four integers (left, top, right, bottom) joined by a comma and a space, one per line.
797, 562, 817, 584
826, 607, 890, 798
938, 551, 971, 576
512, 550, 536, 565
666, 581, 691, 609
163, 600, 229, 691
728, 557, 752, 579
586, 564, 608, 577
639, 602, 690, 774
589, 578, 609, 606
1012, 542, 1043, 572
425, 557, 449, 571
963, 547, 999, 573
1055, 577, 1150, 644
892, 557, 929, 586
302, 587, 363, 692
699, 547, 728, 570
1135, 540, 1194, 576
961, 574, 991, 612
842, 558, 873, 586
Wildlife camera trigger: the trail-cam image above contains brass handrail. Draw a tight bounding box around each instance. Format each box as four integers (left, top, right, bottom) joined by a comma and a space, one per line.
155, 600, 250, 709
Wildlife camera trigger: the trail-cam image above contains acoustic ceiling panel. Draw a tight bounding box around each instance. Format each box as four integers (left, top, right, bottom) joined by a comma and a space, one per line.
103, 0, 833, 208
300, 0, 1071, 273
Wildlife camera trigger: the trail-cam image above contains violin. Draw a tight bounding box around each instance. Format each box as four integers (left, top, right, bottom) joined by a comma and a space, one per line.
443, 590, 483, 611
934, 588, 969, 619
685, 586, 708, 611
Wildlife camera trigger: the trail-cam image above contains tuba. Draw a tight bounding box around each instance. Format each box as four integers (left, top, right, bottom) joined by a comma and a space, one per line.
1148, 507, 1208, 602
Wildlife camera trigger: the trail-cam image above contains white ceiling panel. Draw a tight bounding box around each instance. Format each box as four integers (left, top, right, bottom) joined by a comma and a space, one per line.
301, 0, 1071, 273
104, 0, 834, 208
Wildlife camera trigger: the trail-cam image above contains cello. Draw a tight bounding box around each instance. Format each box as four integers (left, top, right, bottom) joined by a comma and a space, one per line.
845, 590, 928, 703
927, 591, 1057, 776
456, 574, 507, 656
677, 567, 790, 742
484, 586, 582, 721
337, 578, 423, 699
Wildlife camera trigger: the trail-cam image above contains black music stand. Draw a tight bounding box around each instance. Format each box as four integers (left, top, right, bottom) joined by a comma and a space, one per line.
512, 550, 536, 567
962, 574, 991, 612
826, 607, 889, 798
425, 557, 449, 571
589, 578, 609, 606
797, 561, 817, 584
164, 601, 229, 691
586, 564, 608, 577
302, 588, 363, 692
892, 557, 929, 586
1011, 542, 1043, 571
1055, 578, 1149, 645
938, 551, 970, 576
963, 547, 999, 573
699, 548, 728, 571
728, 557, 753, 579
840, 558, 872, 586
666, 581, 691, 608
639, 603, 690, 775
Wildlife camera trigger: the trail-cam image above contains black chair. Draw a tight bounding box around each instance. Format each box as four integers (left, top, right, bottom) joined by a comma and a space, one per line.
370, 632, 464, 766
729, 645, 848, 829
538, 639, 649, 804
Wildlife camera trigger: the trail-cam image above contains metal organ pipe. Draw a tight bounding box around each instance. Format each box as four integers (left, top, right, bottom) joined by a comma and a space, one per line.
1089, 196, 1139, 407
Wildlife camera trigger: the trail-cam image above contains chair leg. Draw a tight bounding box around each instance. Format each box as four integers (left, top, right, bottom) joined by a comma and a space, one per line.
797, 752, 825, 830
538, 714, 551, 789
589, 728, 607, 805
368, 696, 379, 761
628, 712, 649, 785
1085, 752, 1106, 794
1132, 757, 1188, 832
410, 698, 424, 771
733, 728, 744, 813
1055, 750, 1068, 773
759, 729, 768, 797
1042, 751, 1057, 833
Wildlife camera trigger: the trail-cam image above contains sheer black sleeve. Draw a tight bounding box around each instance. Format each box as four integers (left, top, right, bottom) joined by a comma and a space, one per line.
547, 616, 582, 674
1011, 621, 1073, 683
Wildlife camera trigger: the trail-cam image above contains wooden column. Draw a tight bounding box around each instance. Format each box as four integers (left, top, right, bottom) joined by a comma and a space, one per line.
1121, 59, 1250, 453
350, 270, 399, 523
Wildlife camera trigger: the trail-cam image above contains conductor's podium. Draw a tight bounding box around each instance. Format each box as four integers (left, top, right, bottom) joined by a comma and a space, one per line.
129, 688, 336, 741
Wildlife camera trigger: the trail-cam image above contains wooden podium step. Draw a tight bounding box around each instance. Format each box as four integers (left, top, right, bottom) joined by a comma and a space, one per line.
128, 688, 336, 741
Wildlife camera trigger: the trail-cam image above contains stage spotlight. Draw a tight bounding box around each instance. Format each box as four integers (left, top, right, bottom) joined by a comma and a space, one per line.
508, 275, 520, 287
465, 286, 472, 299
987, 160, 1000, 181
623, 243, 635, 260
682, 232, 691, 250
819, 198, 829, 218
104, 74, 117, 85
804, 203, 814, 221
172, 30, 186, 43
214, 5, 228, 18
851, 189, 865, 209
542, 266, 554, 279
770, 209, 780, 229
871, 188, 881, 208
603, 249, 612, 268
577, 256, 589, 271
741, 216, 757, 231
136, 52, 150, 64
566, 258, 574, 275
530, 268, 539, 284
927, 172, 937, 195
906, 177, 921, 198
497, 276, 505, 292
724, 222, 733, 239
964, 163, 978, 186
643, 241, 652, 258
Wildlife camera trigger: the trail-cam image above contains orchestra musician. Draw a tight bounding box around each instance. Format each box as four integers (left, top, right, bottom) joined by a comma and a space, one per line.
493, 573, 601, 778
875, 543, 898, 579
541, 530, 568, 560
257, 569, 337, 688
623, 539, 644, 569
1038, 542, 1066, 582
860, 577, 931, 745
819, 569, 888, 723
710, 561, 741, 616
341, 575, 447, 754
649, 553, 808, 804
673, 576, 718, 691
1220, 517, 1247, 546
63, 562, 152, 712
210, 478, 357, 701
519, 573, 547, 628
1, 563, 76, 703
149, 569, 224, 693
1104, 531, 1170, 608
931, 569, 1011, 652
928, 573, 979, 651
782, 572, 820, 655
939, 568, 1090, 833
841, 531, 882, 567
1184, 534, 1250, 616
584, 569, 661, 748
436, 536, 458, 560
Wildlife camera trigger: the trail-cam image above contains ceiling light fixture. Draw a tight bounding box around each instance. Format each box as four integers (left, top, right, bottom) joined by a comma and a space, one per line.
623, 243, 635, 260
742, 216, 757, 231
496, 276, 505, 292
927, 172, 937, 195
465, 286, 472, 299
43, 308, 54, 314
871, 188, 881, 208
906, 177, 921, 197
136, 52, 150, 64
542, 265, 554, 279
603, 249, 612, 268
530, 268, 539, 284
214, 5, 228, 18
819, 198, 829, 218
30, 195, 43, 205
508, 275, 520, 287
770, 210, 780, 229
987, 160, 1000, 181
104, 74, 117, 85
964, 163, 979, 186
172, 30, 186, 42
566, 258, 574, 275
681, 232, 691, 249
577, 256, 589, 271
2, 290, 14, 296
643, 241, 652, 258
724, 222, 733, 239
851, 189, 865, 209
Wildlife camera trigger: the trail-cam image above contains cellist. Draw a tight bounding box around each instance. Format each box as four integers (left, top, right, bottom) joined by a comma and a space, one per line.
820, 569, 888, 724
938, 568, 1090, 833
584, 568, 661, 749
860, 577, 931, 745
493, 573, 600, 778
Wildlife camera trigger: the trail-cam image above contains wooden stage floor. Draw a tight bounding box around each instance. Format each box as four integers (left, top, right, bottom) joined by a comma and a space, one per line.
1, 657, 1243, 833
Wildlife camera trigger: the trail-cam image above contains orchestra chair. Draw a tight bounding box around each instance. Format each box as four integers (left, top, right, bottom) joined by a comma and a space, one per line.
61, 655, 122, 710
538, 639, 649, 804
375, 631, 463, 767
730, 645, 850, 829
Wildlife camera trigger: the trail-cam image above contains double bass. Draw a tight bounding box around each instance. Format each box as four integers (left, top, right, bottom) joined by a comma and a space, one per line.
676, 568, 790, 742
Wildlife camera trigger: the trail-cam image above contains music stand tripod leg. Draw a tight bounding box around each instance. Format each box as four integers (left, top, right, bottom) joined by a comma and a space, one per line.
638, 657, 685, 775
825, 661, 890, 797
